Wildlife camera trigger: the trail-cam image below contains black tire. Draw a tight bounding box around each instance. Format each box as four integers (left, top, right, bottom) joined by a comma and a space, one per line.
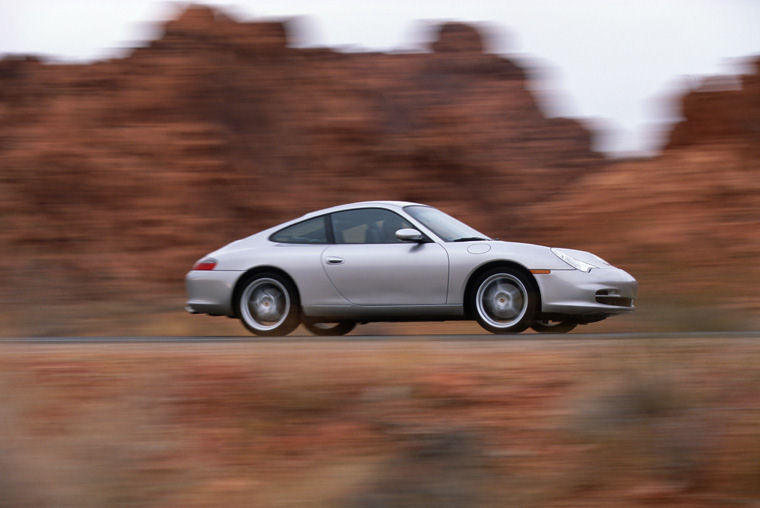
470, 266, 537, 334
531, 319, 577, 334
235, 272, 300, 336
303, 320, 356, 336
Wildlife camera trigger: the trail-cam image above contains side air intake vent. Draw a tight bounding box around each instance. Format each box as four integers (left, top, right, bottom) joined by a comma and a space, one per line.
595, 289, 633, 307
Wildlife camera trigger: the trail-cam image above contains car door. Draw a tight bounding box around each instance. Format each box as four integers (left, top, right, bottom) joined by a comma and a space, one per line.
322, 208, 449, 305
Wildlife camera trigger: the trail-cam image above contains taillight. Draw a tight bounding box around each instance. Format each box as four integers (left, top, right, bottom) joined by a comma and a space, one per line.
193, 258, 217, 271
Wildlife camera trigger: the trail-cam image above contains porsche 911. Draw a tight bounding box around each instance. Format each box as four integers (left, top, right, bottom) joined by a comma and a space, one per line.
185, 201, 637, 335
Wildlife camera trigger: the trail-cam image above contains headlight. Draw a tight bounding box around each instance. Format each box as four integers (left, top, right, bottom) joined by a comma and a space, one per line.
551, 248, 597, 273
588, 253, 611, 267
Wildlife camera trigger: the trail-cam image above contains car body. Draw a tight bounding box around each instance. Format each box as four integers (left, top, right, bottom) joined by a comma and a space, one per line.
185, 201, 637, 335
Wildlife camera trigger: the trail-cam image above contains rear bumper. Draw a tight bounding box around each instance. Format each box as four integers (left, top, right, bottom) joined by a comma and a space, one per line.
534, 267, 637, 316
185, 270, 242, 316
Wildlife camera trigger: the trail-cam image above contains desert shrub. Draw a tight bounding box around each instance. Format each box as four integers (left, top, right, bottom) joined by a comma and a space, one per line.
346, 429, 487, 508
567, 375, 713, 490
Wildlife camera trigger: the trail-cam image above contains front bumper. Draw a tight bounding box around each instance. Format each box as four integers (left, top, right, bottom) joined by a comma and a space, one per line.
534, 266, 637, 316
185, 270, 242, 316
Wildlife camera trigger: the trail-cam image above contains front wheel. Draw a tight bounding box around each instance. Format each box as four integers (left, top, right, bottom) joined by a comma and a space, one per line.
531, 319, 577, 334
235, 273, 300, 336
303, 320, 356, 336
470, 267, 537, 334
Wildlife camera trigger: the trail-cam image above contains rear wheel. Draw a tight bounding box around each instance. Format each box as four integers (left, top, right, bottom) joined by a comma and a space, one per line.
470, 267, 537, 334
303, 320, 356, 336
235, 273, 300, 336
531, 319, 577, 334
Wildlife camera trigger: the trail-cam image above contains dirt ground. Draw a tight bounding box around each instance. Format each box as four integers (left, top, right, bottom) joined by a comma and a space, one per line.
1, 337, 759, 507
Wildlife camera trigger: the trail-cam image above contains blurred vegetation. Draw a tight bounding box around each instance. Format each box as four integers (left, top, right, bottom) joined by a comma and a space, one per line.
1, 340, 760, 506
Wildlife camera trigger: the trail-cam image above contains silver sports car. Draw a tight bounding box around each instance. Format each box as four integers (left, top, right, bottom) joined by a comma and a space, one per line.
185, 201, 636, 335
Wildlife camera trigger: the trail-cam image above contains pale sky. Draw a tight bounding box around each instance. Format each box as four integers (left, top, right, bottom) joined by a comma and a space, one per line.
2, 0, 759, 155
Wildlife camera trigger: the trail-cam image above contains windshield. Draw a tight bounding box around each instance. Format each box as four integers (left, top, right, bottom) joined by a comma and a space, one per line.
404, 205, 490, 242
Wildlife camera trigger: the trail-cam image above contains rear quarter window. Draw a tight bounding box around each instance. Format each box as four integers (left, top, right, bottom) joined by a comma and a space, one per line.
270, 216, 328, 244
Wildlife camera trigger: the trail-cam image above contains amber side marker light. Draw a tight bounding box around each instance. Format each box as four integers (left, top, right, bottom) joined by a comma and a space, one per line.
530, 269, 551, 275
193, 259, 217, 271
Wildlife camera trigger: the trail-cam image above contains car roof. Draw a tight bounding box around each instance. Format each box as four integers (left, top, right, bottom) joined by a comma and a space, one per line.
298, 201, 426, 219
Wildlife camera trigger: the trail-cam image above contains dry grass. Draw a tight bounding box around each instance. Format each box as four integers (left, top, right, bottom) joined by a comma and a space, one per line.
0, 338, 759, 507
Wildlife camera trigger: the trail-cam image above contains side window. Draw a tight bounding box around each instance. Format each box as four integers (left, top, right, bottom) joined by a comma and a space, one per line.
331, 208, 413, 244
271, 216, 328, 244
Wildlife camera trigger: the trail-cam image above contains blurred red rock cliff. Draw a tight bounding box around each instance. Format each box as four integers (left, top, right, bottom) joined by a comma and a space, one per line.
0, 5, 757, 333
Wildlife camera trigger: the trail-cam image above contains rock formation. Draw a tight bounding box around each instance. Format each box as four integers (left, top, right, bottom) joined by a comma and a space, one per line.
525, 57, 760, 320
0, 5, 599, 306
0, 4, 757, 333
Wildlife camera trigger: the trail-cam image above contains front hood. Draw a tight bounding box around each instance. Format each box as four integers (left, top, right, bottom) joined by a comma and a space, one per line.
484, 240, 570, 270
482, 241, 615, 271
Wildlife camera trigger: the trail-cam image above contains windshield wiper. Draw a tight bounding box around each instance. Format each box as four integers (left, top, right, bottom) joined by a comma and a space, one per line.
452, 237, 489, 242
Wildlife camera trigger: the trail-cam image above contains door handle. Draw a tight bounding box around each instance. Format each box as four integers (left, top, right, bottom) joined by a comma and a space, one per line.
326, 257, 344, 265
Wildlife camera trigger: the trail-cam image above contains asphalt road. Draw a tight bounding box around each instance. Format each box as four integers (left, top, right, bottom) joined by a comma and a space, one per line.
2, 332, 760, 343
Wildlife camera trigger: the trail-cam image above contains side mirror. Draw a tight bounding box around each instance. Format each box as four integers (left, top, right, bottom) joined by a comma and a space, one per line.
396, 228, 424, 243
